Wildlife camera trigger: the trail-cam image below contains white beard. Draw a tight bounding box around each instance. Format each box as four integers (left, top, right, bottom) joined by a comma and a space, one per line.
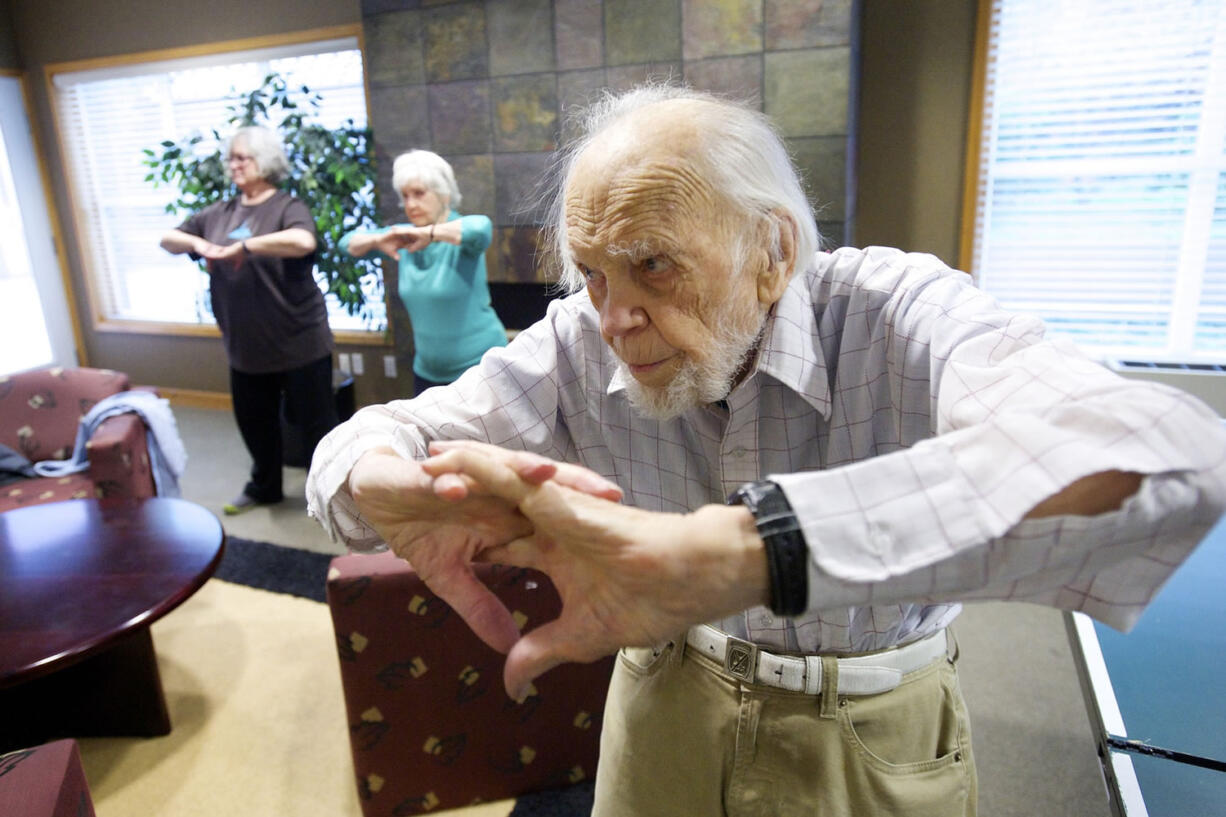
619, 304, 768, 422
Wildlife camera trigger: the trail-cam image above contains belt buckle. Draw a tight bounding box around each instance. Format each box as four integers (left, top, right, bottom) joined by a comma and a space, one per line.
724, 636, 758, 683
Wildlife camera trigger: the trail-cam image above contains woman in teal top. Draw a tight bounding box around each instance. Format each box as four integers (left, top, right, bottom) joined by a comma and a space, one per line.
340, 150, 507, 394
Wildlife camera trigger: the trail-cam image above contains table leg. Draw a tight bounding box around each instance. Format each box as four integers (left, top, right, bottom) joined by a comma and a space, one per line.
0, 627, 170, 750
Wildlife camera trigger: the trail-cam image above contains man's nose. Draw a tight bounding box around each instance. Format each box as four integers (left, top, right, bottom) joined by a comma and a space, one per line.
598, 282, 647, 337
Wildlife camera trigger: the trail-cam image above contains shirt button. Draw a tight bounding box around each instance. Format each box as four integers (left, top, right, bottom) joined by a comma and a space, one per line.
758, 613, 774, 626
730, 447, 746, 458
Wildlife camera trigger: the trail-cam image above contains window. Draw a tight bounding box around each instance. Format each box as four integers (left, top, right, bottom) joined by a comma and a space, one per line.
965, 0, 1226, 363
0, 84, 54, 374
50, 32, 383, 333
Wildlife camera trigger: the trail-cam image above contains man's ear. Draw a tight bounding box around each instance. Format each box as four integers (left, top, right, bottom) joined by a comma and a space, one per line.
756, 211, 797, 306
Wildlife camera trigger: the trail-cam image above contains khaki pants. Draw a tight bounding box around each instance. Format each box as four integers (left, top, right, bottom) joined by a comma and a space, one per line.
592, 634, 977, 817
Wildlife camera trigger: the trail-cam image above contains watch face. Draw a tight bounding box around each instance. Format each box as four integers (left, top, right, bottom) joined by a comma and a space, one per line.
728, 480, 776, 508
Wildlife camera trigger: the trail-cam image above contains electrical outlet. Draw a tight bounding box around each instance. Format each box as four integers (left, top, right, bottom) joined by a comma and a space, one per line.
336, 352, 351, 373
383, 354, 397, 377
351, 353, 364, 376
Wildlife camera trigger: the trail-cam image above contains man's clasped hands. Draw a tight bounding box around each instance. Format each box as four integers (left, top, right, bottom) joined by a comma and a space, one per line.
346, 440, 767, 701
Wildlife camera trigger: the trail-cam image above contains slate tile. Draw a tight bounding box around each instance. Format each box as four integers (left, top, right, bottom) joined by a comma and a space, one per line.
555, 0, 604, 70
446, 153, 496, 222
369, 84, 432, 156
363, 0, 422, 13
764, 47, 849, 137
766, 0, 853, 49
488, 0, 555, 76
428, 80, 492, 154
365, 10, 426, 87
682, 0, 762, 60
363, 0, 422, 14
817, 219, 847, 249
373, 145, 405, 223
492, 74, 560, 153
606, 61, 683, 92
495, 152, 555, 225
558, 68, 609, 146
423, 2, 488, 82
490, 226, 556, 283
683, 54, 762, 105
605, 0, 682, 65
787, 135, 847, 221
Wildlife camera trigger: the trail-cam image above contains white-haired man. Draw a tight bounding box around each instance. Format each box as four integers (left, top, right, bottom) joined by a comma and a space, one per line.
307, 85, 1226, 816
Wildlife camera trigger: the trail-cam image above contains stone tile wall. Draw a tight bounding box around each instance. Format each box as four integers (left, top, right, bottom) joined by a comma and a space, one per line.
362, 0, 854, 299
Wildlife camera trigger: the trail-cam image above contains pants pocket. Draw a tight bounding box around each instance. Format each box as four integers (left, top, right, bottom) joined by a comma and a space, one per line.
836, 663, 975, 815
617, 642, 673, 677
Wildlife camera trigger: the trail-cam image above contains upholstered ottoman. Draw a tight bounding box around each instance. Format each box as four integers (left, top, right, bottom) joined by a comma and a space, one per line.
327, 552, 614, 815
0, 739, 96, 817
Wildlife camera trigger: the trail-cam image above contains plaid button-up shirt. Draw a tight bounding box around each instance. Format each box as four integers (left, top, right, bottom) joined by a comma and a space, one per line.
308, 246, 1226, 653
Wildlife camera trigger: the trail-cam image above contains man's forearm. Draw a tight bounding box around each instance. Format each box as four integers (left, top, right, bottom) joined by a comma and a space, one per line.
1024, 469, 1143, 519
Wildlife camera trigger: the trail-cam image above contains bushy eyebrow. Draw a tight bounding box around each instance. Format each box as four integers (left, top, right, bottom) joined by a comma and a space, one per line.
605, 239, 670, 263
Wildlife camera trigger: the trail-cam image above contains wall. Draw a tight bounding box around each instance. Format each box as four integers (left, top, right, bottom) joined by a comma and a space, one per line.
9, 0, 978, 407
4, 0, 409, 402
853, 0, 978, 264
0, 2, 18, 69
360, 0, 857, 386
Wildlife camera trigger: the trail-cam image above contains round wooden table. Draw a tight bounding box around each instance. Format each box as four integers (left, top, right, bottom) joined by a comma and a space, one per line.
0, 497, 224, 749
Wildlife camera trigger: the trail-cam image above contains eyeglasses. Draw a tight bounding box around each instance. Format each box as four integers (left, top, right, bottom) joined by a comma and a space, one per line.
227, 153, 255, 165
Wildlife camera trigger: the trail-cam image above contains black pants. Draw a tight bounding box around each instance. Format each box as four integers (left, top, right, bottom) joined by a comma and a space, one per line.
230, 354, 338, 503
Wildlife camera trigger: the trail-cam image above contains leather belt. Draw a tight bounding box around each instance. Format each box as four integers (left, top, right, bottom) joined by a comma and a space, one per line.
685, 625, 949, 696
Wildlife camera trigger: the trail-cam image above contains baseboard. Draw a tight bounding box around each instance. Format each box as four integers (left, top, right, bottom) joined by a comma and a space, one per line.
160, 387, 232, 410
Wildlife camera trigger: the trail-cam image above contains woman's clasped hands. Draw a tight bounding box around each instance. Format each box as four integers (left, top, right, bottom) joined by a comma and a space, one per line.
372, 224, 433, 259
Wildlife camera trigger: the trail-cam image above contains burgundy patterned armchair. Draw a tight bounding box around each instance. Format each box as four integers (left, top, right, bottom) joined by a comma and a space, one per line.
0, 739, 97, 817
327, 551, 614, 816
0, 367, 156, 513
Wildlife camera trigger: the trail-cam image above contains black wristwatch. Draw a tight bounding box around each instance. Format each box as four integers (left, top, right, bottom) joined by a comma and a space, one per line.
727, 480, 808, 617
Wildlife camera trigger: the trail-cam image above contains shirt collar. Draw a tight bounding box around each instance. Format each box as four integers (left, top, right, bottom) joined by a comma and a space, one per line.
749, 265, 833, 419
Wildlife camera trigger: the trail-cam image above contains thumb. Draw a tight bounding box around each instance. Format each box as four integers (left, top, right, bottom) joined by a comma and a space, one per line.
502, 619, 574, 701
430, 567, 522, 654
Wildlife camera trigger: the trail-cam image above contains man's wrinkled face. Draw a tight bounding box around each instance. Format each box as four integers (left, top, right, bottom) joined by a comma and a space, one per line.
564, 118, 770, 420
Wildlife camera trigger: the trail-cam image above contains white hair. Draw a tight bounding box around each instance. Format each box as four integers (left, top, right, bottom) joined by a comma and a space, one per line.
226, 126, 290, 183
392, 150, 461, 209
548, 83, 821, 293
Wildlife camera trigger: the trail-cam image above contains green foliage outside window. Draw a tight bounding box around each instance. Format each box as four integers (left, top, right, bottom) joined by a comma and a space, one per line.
142, 72, 383, 329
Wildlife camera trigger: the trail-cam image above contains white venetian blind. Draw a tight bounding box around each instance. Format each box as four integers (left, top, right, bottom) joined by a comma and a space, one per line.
51, 38, 378, 330
968, 0, 1226, 363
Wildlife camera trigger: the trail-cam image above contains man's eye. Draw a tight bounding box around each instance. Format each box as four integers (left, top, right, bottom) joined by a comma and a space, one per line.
641, 256, 669, 274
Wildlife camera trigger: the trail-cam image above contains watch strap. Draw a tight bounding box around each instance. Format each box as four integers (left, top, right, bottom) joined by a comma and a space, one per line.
728, 480, 808, 617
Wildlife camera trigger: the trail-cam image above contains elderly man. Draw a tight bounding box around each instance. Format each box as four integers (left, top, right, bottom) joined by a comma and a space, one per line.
308, 85, 1226, 816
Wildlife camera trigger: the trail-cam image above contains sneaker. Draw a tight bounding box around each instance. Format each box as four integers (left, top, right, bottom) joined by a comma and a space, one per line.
223, 492, 262, 516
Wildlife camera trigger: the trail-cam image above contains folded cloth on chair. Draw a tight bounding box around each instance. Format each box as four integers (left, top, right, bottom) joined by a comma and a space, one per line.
32, 390, 188, 497
0, 442, 36, 487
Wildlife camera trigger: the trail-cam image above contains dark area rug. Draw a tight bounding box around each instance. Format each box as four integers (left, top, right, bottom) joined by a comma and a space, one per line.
509, 781, 595, 817
212, 535, 333, 602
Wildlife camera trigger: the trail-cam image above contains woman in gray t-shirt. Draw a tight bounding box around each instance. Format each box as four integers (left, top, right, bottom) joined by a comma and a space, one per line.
160, 125, 337, 514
